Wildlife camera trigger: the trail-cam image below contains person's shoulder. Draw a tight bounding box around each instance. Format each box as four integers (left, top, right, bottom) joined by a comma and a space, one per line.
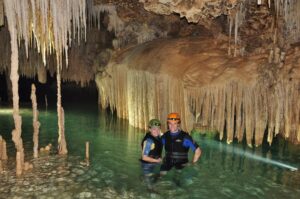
180, 131, 193, 139
180, 130, 190, 136
144, 137, 154, 146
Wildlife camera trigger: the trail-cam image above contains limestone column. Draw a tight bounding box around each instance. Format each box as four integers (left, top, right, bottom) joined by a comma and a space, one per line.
4, 0, 24, 175
57, 64, 68, 155
31, 84, 40, 158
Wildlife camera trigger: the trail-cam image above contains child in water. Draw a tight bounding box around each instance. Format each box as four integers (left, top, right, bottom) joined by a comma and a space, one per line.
140, 119, 162, 190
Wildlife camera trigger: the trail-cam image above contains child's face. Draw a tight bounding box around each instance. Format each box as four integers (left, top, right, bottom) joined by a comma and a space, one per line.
150, 126, 160, 137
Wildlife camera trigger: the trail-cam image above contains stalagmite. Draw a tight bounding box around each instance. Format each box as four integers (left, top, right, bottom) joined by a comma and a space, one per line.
15, 151, 22, 175
45, 143, 52, 151
0, 136, 8, 160
31, 84, 40, 158
57, 65, 67, 155
4, 0, 25, 175
85, 141, 90, 166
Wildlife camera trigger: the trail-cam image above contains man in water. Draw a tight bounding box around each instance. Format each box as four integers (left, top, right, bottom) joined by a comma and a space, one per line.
140, 119, 163, 189
160, 113, 201, 176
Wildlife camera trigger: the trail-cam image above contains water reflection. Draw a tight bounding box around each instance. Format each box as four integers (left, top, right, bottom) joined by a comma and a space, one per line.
194, 134, 300, 189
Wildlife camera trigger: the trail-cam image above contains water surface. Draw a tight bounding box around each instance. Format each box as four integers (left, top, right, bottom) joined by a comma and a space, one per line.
0, 103, 299, 198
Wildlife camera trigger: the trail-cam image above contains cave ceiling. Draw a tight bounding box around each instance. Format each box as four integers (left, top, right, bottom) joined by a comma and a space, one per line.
0, 0, 299, 85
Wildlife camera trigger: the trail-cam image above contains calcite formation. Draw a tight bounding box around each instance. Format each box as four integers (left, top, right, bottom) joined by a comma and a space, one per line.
0, 136, 7, 160
0, 0, 3, 27
31, 84, 40, 158
97, 37, 300, 146
2, 0, 86, 174
139, 0, 239, 23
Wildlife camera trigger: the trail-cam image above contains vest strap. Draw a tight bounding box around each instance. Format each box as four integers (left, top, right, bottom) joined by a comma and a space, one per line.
166, 152, 188, 159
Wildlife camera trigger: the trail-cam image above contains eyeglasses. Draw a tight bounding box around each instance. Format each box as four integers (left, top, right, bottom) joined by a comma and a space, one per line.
151, 122, 161, 127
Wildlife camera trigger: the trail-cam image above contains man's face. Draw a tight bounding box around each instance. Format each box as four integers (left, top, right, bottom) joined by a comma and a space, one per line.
150, 126, 161, 137
168, 120, 179, 133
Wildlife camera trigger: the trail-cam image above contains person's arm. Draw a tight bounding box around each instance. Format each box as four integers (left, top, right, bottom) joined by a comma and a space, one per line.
183, 135, 201, 163
142, 155, 161, 163
192, 147, 201, 163
142, 138, 162, 163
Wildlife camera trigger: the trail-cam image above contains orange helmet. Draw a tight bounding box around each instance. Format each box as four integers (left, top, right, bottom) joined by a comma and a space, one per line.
167, 112, 181, 123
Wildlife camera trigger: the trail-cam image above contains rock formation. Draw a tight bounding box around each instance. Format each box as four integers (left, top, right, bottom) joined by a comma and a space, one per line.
2, 0, 87, 174
0, 136, 7, 160
31, 84, 40, 158
96, 37, 300, 146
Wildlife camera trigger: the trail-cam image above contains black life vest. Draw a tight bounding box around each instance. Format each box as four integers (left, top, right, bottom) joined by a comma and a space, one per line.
141, 133, 163, 163
163, 131, 190, 163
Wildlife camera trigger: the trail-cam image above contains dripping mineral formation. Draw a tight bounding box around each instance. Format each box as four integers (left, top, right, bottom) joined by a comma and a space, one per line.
96, 37, 300, 147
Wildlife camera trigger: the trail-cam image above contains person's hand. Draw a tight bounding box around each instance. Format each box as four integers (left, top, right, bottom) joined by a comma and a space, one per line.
155, 158, 162, 163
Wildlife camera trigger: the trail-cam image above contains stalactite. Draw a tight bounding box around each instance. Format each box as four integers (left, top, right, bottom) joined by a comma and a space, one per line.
3, 0, 86, 67
87, 0, 124, 35
0, 0, 3, 27
228, 1, 246, 57
31, 84, 40, 158
37, 66, 47, 84
87, 0, 128, 49
3, 0, 87, 163
97, 38, 300, 147
0, 160, 3, 172
228, 13, 233, 56
274, 0, 300, 44
109, 71, 300, 146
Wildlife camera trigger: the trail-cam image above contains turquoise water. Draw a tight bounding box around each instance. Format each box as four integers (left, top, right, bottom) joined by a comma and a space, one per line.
0, 103, 300, 198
